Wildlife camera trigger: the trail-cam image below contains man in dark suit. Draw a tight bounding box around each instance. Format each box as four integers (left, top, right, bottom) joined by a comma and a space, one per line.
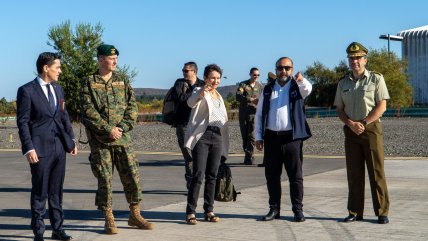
16, 52, 77, 241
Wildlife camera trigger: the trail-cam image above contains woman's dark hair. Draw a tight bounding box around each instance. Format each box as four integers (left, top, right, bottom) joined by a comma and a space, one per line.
36, 52, 61, 74
203, 64, 222, 78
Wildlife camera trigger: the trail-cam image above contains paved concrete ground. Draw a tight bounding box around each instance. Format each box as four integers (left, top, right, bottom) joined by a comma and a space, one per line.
0, 150, 427, 241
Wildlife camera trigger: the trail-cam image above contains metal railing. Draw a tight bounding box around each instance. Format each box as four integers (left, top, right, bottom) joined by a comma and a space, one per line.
137, 107, 428, 122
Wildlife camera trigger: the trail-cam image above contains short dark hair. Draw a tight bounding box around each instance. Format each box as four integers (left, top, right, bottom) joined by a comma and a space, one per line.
184, 61, 198, 73
275, 57, 293, 67
36, 52, 61, 74
203, 64, 222, 79
249, 67, 259, 74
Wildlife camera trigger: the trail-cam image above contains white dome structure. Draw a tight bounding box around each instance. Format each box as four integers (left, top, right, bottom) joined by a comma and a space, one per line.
398, 25, 428, 105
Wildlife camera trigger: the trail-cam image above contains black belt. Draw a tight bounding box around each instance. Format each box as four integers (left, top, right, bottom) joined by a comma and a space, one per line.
266, 129, 292, 136
206, 126, 221, 134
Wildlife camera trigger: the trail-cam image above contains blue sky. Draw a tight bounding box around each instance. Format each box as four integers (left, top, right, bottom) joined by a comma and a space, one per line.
1, 0, 426, 100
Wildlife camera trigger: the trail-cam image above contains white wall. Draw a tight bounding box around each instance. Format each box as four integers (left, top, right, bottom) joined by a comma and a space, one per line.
399, 26, 428, 105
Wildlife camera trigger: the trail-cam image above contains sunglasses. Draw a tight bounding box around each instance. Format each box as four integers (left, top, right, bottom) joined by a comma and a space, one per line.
276, 66, 293, 71
182, 69, 194, 73
252, 74, 260, 77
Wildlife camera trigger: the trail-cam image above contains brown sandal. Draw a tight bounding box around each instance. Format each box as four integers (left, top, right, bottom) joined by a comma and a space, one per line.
204, 212, 220, 222
186, 214, 197, 225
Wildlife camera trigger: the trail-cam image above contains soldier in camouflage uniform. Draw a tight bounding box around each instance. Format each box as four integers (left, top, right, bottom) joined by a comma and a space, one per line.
236, 67, 263, 165
80, 44, 153, 234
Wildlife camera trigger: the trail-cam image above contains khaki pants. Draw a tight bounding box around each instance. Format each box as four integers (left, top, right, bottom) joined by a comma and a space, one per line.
344, 119, 389, 216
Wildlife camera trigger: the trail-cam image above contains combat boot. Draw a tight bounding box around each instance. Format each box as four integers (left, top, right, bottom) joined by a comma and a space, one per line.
103, 208, 118, 234
128, 204, 154, 230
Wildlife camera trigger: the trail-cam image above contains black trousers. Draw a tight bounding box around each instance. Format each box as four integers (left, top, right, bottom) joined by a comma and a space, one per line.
30, 137, 66, 235
176, 124, 193, 189
264, 130, 303, 213
186, 128, 222, 214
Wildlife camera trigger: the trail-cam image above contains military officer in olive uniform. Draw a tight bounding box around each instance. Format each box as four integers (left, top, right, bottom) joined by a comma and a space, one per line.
236, 67, 263, 165
81, 44, 154, 234
334, 42, 390, 224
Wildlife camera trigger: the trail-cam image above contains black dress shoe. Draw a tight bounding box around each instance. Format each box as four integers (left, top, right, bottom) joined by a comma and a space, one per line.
52, 230, 72, 240
378, 216, 389, 224
34, 234, 44, 241
343, 214, 363, 222
262, 209, 280, 221
294, 212, 306, 222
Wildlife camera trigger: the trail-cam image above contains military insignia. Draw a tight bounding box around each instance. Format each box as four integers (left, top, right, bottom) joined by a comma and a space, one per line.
111, 48, 116, 54
350, 44, 359, 51
290, 90, 297, 98
91, 83, 105, 89
112, 81, 125, 86
254, 88, 258, 91
238, 87, 244, 92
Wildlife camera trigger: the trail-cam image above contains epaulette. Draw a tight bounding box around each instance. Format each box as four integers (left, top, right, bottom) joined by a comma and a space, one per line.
338, 73, 350, 81
370, 71, 383, 77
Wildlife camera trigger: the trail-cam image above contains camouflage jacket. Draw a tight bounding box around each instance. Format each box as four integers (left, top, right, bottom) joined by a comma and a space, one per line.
80, 71, 138, 146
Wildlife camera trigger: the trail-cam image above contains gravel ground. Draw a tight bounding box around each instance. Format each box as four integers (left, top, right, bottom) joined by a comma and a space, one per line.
1, 117, 427, 157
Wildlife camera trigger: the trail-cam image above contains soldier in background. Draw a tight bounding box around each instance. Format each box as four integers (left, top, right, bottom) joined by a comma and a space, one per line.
236, 67, 263, 165
80, 44, 154, 234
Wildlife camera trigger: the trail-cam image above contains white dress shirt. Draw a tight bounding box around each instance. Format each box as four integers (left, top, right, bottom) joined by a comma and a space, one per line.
255, 78, 312, 141
37, 76, 57, 107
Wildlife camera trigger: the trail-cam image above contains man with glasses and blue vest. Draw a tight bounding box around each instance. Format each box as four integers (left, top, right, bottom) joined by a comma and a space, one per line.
255, 57, 312, 222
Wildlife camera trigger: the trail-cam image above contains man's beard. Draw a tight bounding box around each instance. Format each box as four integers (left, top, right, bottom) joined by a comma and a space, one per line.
278, 76, 291, 82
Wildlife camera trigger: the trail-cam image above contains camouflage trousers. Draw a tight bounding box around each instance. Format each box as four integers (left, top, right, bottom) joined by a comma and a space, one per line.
88, 142, 142, 210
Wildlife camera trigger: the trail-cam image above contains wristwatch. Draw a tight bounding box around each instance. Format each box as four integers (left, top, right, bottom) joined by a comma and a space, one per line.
360, 120, 367, 126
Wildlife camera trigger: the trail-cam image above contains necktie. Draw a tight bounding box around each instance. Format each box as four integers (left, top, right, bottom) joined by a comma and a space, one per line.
47, 84, 56, 112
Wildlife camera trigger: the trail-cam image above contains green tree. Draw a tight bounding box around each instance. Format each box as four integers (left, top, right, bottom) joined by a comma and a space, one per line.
304, 61, 349, 107
47, 21, 138, 121
48, 21, 103, 121
366, 48, 412, 108
304, 49, 412, 109
116, 64, 138, 83
225, 92, 239, 109
0, 98, 16, 116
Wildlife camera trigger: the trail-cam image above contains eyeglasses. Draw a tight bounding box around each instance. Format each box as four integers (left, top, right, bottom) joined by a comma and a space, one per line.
252, 74, 260, 77
276, 66, 293, 71
182, 69, 194, 73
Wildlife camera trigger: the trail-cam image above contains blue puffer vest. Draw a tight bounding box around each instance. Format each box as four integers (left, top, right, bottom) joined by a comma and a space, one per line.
261, 79, 312, 141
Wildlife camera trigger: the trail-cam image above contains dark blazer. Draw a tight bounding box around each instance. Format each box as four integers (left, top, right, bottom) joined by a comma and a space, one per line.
17, 78, 75, 157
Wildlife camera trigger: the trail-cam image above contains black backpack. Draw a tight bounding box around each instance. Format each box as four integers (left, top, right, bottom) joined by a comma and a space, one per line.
215, 162, 240, 202
161, 86, 176, 125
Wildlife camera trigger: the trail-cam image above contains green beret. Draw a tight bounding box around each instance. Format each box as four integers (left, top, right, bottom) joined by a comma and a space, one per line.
97, 44, 119, 56
346, 42, 368, 57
